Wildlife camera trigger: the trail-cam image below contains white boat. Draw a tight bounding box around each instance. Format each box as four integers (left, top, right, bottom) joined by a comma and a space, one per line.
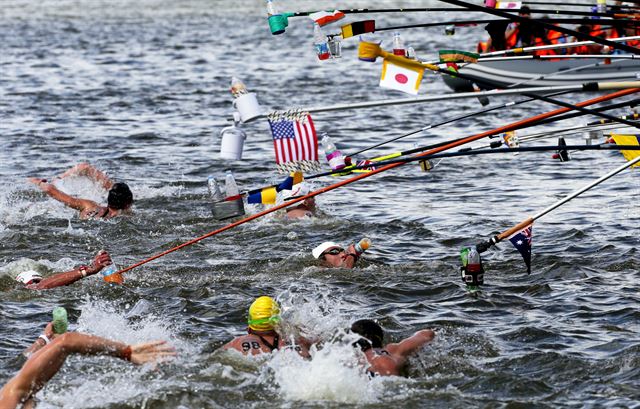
442, 57, 640, 91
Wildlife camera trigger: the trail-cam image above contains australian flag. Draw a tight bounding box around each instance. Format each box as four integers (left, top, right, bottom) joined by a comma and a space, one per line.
509, 224, 533, 274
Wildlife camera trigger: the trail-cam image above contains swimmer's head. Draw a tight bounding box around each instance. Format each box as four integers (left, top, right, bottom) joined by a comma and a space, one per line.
312, 241, 342, 259
15, 270, 43, 285
107, 182, 133, 210
283, 182, 311, 201
351, 319, 384, 351
248, 296, 281, 331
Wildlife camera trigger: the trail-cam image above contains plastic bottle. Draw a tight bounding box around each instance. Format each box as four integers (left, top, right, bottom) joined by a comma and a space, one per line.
100, 251, 124, 285
313, 23, 330, 60
445, 25, 455, 36
406, 46, 416, 60
230, 77, 248, 98
52, 307, 68, 334
465, 247, 482, 274
207, 175, 224, 202
266, 0, 277, 16
354, 238, 371, 255
224, 170, 242, 201
321, 133, 346, 170
596, 0, 606, 15
392, 32, 406, 56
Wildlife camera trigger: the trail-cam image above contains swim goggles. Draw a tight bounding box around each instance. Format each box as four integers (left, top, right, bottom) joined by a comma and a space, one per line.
247, 315, 281, 326
322, 247, 344, 257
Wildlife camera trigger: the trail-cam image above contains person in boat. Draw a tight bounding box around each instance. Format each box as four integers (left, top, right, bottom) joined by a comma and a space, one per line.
282, 182, 317, 220
0, 331, 175, 409
350, 319, 435, 377
312, 241, 361, 269
13, 250, 113, 290
572, 24, 606, 54
222, 296, 313, 358
29, 162, 133, 220
505, 5, 538, 49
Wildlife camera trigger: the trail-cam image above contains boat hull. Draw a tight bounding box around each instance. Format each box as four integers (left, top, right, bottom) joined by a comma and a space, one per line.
442, 58, 640, 91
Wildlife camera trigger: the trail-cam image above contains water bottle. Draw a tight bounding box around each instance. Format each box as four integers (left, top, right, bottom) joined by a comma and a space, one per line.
313, 23, 330, 60
460, 246, 484, 286
392, 32, 405, 56
596, 0, 606, 14
52, 307, 68, 334
466, 247, 482, 274
207, 175, 224, 202
406, 47, 416, 60
230, 77, 248, 98
445, 25, 455, 36
100, 252, 124, 285
321, 133, 346, 170
266, 0, 277, 16
224, 170, 241, 201
354, 238, 371, 255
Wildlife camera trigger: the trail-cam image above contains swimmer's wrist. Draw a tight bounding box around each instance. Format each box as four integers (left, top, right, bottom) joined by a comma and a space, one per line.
120, 345, 132, 361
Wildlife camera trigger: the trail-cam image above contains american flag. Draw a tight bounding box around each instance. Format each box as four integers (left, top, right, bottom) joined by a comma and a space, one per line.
268, 112, 320, 173
509, 224, 533, 274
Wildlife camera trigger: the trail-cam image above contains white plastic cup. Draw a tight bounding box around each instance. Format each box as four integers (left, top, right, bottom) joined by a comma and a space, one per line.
219, 126, 246, 160
232, 93, 262, 122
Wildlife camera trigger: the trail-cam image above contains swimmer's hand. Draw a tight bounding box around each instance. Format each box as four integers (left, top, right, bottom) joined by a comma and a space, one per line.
28, 177, 52, 192
90, 251, 113, 275
129, 341, 176, 365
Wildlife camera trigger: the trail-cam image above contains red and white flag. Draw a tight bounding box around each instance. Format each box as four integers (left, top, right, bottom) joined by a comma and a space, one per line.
268, 111, 320, 173
379, 58, 425, 95
308, 10, 345, 26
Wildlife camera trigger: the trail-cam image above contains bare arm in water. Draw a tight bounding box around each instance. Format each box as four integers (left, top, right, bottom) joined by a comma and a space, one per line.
26, 251, 112, 290
386, 329, 435, 359
0, 332, 175, 409
28, 177, 99, 214
58, 163, 114, 190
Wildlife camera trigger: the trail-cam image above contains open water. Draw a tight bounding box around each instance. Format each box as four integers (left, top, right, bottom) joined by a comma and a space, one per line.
1, 0, 639, 408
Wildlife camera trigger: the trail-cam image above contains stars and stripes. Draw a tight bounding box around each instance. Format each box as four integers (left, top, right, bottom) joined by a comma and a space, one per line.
268, 111, 320, 173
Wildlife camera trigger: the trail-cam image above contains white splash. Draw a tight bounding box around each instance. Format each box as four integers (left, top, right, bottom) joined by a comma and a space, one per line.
267, 342, 381, 403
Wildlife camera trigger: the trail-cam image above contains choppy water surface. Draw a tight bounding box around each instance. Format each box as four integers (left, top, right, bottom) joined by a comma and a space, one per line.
1, 0, 639, 407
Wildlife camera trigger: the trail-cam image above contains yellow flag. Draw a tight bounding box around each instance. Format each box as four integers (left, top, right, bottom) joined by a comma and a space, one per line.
261, 187, 277, 205
611, 134, 640, 167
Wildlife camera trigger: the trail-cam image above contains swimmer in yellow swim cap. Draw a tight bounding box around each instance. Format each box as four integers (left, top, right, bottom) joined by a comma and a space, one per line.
222, 296, 313, 358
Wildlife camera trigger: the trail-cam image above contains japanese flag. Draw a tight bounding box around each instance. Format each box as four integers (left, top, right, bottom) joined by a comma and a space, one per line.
379, 58, 425, 95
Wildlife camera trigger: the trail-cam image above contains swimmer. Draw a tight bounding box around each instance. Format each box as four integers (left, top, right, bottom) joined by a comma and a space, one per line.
222, 296, 312, 358
0, 332, 175, 409
283, 183, 316, 220
350, 319, 435, 377
28, 162, 133, 220
312, 241, 360, 269
14, 250, 113, 290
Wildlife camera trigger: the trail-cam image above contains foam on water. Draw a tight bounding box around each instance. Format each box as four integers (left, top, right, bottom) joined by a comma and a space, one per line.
267, 341, 382, 403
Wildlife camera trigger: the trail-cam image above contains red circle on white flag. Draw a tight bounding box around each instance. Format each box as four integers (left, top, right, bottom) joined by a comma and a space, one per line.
395, 73, 408, 84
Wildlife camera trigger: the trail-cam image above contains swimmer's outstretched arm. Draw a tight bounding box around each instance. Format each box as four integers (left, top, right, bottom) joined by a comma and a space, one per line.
27, 252, 112, 290
386, 329, 435, 358
0, 333, 175, 409
58, 163, 114, 190
28, 178, 98, 212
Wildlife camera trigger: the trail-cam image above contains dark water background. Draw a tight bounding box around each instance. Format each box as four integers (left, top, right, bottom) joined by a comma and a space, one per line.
1, 0, 639, 407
